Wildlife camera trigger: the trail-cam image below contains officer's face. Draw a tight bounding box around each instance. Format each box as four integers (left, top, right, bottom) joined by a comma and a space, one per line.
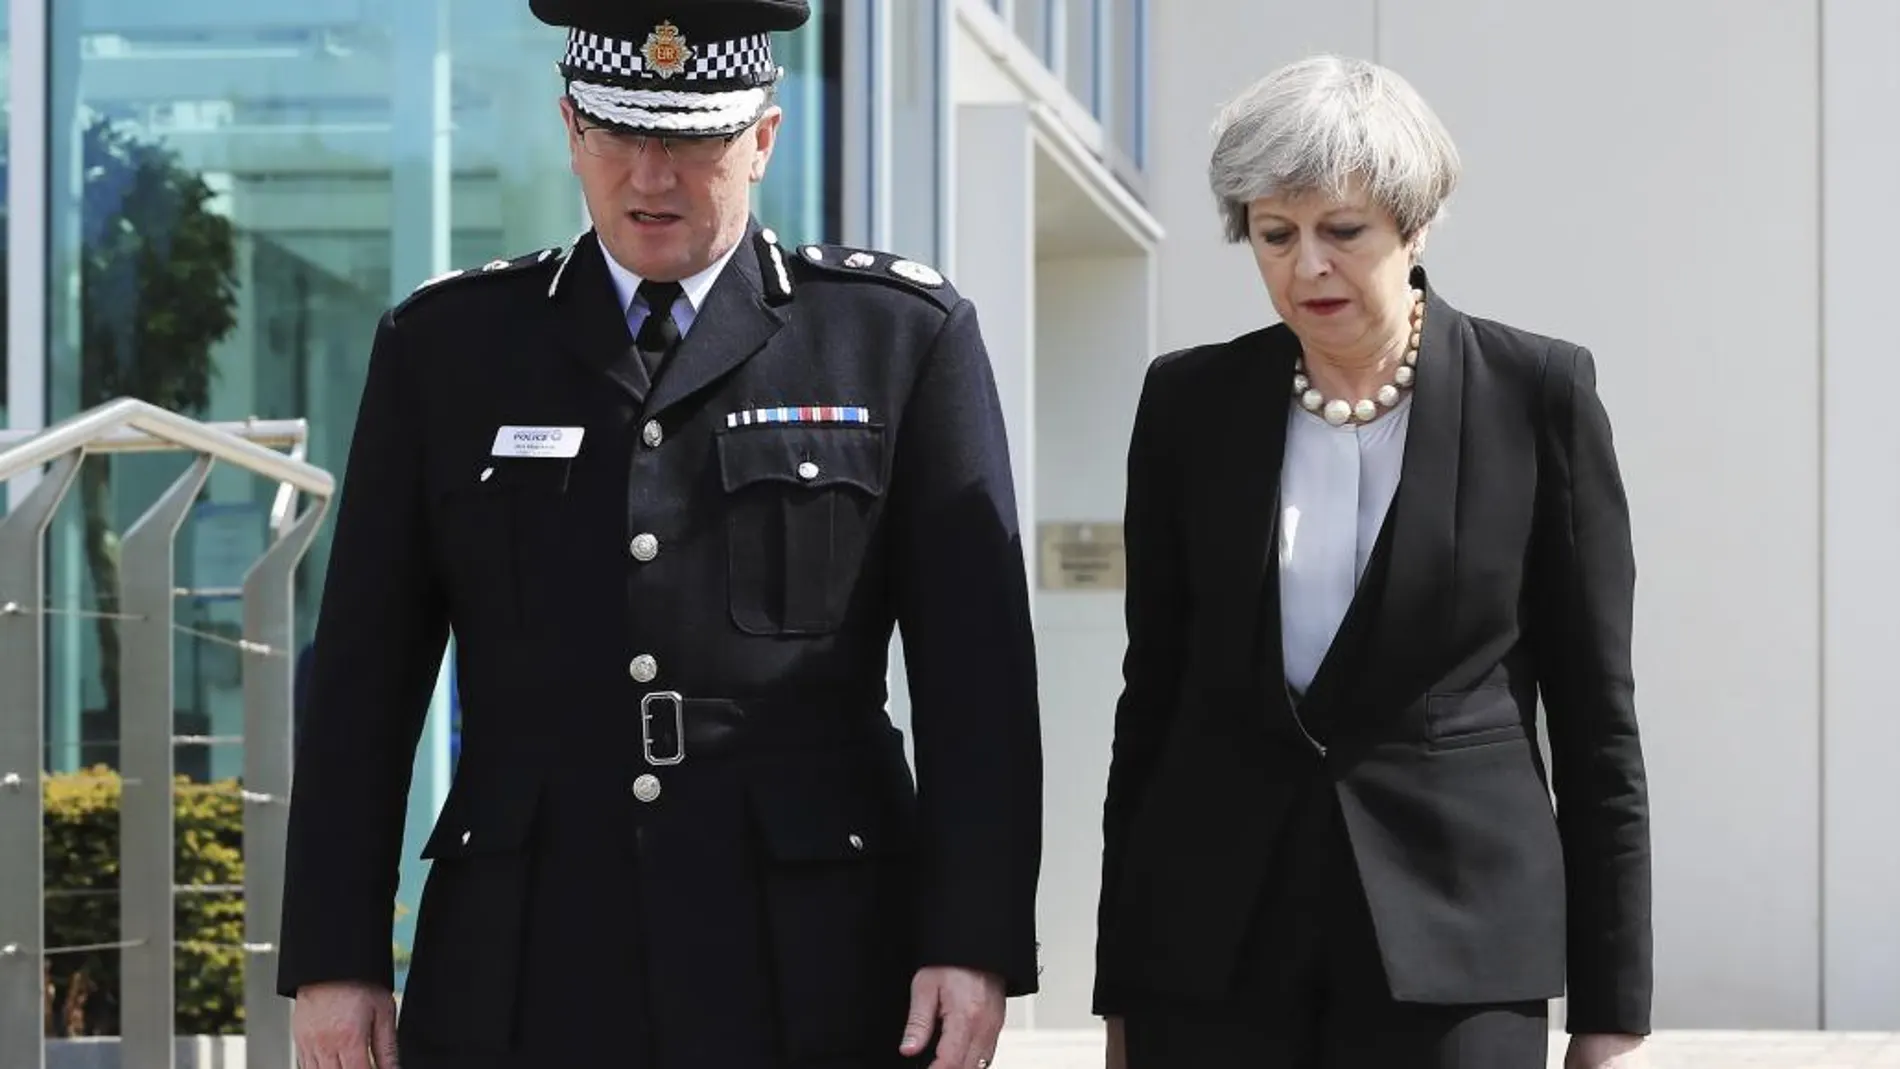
562, 96, 782, 284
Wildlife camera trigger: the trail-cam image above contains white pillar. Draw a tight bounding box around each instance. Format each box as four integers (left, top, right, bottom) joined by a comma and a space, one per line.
1029, 250, 1154, 1029
954, 103, 1036, 541
951, 99, 1040, 1026
891, 102, 1038, 743
1821, 0, 1900, 1030
5, 0, 49, 471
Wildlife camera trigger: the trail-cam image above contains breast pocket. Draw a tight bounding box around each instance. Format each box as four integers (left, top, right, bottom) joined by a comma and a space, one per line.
432, 456, 574, 631
716, 424, 887, 636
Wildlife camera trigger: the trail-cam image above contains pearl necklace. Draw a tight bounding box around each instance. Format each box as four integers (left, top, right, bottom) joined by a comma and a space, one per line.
1293, 289, 1425, 426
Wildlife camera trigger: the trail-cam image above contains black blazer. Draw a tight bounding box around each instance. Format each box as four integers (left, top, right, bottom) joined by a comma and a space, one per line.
1093, 269, 1652, 1036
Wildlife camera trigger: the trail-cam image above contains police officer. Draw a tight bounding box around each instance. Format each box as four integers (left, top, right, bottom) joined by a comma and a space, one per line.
276, 2, 1043, 1066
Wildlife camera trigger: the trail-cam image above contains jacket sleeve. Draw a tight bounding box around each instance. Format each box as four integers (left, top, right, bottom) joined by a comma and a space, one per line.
276, 310, 448, 996
1529, 343, 1654, 1035
1092, 357, 1191, 1017
887, 297, 1044, 996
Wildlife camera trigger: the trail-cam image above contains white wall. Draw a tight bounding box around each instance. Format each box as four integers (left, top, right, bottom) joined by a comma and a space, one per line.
1031, 254, 1155, 1028
955, 103, 1039, 542
1382, 0, 1823, 1030
1141, 0, 1900, 1032
949, 86, 1164, 1032
1152, 1, 1376, 352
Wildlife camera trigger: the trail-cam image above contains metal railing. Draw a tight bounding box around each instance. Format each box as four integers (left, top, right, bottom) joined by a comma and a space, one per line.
0, 398, 334, 1069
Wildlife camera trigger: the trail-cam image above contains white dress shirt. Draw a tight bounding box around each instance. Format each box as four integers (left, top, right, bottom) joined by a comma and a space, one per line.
1277, 394, 1412, 695
600, 236, 742, 339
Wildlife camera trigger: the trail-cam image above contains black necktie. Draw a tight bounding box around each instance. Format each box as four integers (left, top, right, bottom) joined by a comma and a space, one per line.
633, 279, 683, 384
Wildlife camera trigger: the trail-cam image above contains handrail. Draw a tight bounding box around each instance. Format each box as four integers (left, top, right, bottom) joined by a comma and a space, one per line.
0, 418, 308, 454
1, 397, 334, 1069
0, 399, 333, 498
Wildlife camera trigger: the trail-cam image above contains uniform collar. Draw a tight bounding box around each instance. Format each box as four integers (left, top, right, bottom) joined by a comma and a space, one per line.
599, 235, 743, 334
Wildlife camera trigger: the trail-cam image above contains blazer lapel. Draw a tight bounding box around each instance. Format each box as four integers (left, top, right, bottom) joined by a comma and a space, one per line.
1274, 268, 1466, 741
1331, 268, 1467, 723
552, 233, 651, 406
642, 222, 786, 418
1199, 328, 1296, 694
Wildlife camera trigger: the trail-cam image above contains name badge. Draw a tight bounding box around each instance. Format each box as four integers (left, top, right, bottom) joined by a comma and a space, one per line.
492, 425, 584, 459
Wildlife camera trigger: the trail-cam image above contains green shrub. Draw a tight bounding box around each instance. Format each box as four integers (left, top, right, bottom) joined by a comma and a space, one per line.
43, 768, 246, 1036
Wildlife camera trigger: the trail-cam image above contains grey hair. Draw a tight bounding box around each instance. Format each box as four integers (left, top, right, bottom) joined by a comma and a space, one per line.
1209, 54, 1461, 244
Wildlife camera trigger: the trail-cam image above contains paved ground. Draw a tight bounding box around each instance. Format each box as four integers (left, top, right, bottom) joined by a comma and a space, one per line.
992, 1029, 1900, 1068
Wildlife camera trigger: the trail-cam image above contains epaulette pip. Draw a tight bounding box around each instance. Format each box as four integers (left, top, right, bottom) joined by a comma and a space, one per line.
392, 245, 565, 320
788, 242, 958, 311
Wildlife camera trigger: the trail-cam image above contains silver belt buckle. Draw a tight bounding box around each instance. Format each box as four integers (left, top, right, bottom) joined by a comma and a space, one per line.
641, 691, 686, 766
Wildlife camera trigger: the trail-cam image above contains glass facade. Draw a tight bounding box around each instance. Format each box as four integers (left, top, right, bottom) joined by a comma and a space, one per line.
889, 0, 946, 265
1106, 0, 1147, 172
1064, 0, 1100, 119
1015, 0, 1049, 65
0, 6, 11, 430
757, 0, 842, 248
978, 0, 1147, 183
25, 0, 837, 778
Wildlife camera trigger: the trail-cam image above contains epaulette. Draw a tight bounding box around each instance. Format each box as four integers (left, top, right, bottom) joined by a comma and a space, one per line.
785, 241, 959, 311
392, 245, 566, 320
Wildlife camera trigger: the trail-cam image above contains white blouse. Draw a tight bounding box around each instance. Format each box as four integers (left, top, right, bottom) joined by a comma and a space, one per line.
1277, 394, 1412, 695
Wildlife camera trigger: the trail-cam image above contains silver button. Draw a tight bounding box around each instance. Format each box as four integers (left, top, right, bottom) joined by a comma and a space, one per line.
629, 654, 658, 683
632, 774, 662, 803
797, 461, 821, 481
460, 830, 472, 846
848, 834, 865, 851
642, 421, 664, 448
630, 533, 660, 562
479, 467, 494, 482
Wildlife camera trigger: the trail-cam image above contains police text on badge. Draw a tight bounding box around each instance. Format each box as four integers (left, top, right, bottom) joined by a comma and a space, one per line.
491, 426, 585, 459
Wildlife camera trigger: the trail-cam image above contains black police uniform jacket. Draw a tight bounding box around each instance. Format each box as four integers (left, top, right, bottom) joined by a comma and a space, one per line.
276, 220, 1044, 1069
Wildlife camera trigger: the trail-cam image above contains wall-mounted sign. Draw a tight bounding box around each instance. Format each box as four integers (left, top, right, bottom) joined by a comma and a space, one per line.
1038, 522, 1125, 591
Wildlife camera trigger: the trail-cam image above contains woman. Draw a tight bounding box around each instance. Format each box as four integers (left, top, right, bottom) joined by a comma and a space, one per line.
1093, 55, 1652, 1069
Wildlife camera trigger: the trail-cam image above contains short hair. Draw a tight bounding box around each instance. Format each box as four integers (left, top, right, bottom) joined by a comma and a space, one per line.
1208, 55, 1461, 244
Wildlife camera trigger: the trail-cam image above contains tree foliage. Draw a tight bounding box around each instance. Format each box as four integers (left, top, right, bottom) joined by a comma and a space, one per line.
0, 112, 240, 715
43, 769, 248, 1036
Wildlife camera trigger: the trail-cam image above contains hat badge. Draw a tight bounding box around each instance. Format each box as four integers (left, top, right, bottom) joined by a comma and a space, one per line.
641, 21, 694, 78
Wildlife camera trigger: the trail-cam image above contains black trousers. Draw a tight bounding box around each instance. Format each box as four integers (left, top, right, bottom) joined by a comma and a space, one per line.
1122, 777, 1549, 1069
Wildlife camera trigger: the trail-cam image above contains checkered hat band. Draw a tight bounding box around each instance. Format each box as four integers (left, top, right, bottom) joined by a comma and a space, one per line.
563, 28, 775, 84
569, 80, 767, 133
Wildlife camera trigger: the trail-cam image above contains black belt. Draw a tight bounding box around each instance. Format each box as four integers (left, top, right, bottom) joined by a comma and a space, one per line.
638, 691, 892, 766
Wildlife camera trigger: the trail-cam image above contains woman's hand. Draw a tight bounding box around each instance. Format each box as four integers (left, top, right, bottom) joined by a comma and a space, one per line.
1565, 1033, 1648, 1068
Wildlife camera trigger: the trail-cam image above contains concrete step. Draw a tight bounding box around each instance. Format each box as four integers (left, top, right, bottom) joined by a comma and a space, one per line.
995, 1028, 1900, 1068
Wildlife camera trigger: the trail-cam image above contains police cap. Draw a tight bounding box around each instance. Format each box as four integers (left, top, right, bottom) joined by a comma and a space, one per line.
531, 0, 812, 137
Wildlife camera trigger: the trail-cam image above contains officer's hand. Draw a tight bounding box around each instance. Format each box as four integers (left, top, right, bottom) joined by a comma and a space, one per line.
293, 980, 399, 1069
899, 965, 1006, 1068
